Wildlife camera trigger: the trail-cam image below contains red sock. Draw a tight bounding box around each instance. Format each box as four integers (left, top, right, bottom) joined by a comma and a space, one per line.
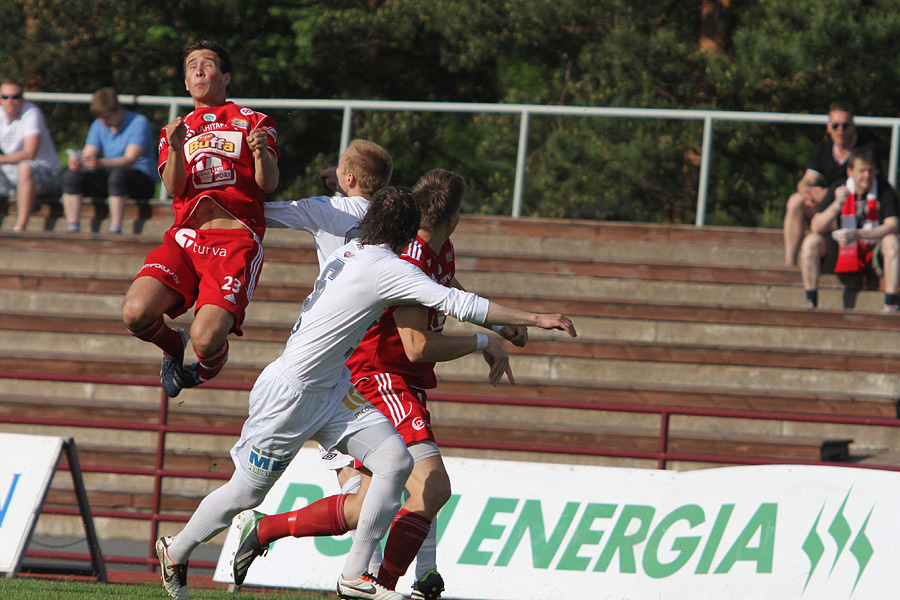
257, 494, 349, 547
378, 509, 432, 590
196, 340, 229, 381
128, 317, 183, 357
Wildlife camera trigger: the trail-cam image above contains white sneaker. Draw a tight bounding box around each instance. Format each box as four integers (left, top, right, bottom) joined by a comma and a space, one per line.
156, 536, 189, 600
337, 572, 405, 600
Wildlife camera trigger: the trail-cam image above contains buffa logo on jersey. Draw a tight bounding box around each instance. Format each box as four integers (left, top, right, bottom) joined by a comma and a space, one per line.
175, 229, 227, 257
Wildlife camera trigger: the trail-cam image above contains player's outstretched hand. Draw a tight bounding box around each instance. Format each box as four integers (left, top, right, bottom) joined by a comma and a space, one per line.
483, 338, 514, 386
535, 313, 577, 337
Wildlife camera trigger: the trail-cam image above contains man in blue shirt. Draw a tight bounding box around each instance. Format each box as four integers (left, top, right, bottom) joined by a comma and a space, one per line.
62, 87, 157, 233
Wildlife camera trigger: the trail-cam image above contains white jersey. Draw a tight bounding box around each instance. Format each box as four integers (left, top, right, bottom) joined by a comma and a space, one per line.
276, 241, 490, 391
265, 195, 369, 266
0, 102, 60, 172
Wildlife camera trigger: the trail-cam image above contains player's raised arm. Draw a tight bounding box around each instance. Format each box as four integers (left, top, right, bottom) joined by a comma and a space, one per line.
450, 277, 529, 347
484, 302, 576, 337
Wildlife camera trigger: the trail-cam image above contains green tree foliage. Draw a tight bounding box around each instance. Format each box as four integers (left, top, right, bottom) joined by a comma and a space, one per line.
3, 0, 900, 224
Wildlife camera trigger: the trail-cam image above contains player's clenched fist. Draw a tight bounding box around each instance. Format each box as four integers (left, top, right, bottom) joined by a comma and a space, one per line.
165, 117, 186, 148
247, 128, 268, 157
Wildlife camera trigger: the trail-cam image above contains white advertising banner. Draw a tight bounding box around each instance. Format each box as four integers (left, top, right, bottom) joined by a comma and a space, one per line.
0, 433, 63, 575
214, 448, 900, 600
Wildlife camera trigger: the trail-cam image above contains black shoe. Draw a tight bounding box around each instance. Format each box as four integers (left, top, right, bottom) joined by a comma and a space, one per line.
411, 570, 444, 600
160, 328, 190, 398
233, 510, 269, 586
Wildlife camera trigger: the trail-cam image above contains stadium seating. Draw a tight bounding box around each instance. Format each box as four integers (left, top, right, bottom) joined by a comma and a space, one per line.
1, 197, 899, 542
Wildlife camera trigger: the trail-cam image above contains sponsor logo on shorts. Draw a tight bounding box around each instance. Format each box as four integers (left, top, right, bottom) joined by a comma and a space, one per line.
174, 228, 228, 257
412, 417, 426, 431
139, 262, 180, 284
175, 228, 197, 248
246, 445, 292, 478
343, 387, 375, 419
224, 293, 236, 304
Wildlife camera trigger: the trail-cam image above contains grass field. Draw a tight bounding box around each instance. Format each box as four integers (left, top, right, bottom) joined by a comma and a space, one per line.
0, 577, 333, 599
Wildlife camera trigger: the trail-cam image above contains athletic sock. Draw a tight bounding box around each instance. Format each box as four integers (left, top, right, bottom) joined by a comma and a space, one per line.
885, 293, 898, 307
377, 509, 432, 590
128, 316, 184, 357
414, 519, 438, 579
196, 340, 229, 381
257, 494, 349, 547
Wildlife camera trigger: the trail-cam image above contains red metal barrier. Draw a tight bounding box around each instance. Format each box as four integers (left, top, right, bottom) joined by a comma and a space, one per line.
3, 369, 899, 576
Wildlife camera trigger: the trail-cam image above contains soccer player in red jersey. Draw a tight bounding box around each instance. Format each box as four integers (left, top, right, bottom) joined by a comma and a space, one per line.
121, 40, 279, 398
232, 170, 527, 600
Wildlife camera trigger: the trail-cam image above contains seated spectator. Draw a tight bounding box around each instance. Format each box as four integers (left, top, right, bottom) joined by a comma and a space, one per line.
784, 101, 876, 266
0, 79, 61, 232
62, 87, 157, 234
800, 147, 899, 312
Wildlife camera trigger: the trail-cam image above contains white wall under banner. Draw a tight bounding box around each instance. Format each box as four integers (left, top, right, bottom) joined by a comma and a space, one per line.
214, 448, 900, 600
0, 433, 63, 575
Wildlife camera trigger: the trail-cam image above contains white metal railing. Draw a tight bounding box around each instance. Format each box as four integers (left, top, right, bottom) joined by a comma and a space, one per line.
25, 92, 900, 226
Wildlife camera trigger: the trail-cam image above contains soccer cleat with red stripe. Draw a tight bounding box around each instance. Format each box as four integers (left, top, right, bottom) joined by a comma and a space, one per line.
156, 536, 189, 600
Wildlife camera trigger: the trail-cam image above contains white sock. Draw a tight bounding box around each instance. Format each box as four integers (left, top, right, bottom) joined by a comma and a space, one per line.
341, 433, 412, 579
414, 519, 438, 579
167, 474, 267, 564
337, 474, 384, 574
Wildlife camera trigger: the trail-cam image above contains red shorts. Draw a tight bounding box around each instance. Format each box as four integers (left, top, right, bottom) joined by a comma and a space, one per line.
135, 227, 264, 335
352, 372, 435, 446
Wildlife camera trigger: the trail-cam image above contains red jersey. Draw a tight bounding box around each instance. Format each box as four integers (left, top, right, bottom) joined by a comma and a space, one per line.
157, 101, 279, 238
345, 236, 456, 390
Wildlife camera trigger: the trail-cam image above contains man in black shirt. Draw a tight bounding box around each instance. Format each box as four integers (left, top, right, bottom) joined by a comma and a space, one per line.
784, 101, 876, 266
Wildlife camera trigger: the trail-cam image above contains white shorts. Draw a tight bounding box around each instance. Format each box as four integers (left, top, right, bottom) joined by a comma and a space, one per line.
230, 361, 391, 489
319, 446, 354, 471
319, 436, 441, 474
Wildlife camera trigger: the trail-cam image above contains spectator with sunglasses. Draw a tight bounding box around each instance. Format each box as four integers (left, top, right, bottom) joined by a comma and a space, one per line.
0, 79, 61, 232
783, 101, 877, 266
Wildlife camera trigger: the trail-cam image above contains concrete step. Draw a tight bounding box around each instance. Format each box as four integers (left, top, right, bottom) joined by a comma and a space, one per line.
436, 352, 899, 397
459, 269, 884, 311
0, 236, 882, 313
430, 377, 899, 418
8, 299, 900, 355
4, 317, 900, 385
1, 332, 895, 399
3, 200, 785, 265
